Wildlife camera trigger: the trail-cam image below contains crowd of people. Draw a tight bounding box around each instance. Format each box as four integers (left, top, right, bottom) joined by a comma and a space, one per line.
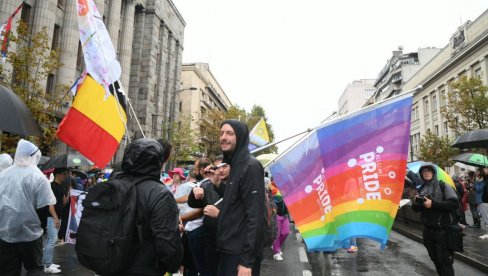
0, 120, 292, 276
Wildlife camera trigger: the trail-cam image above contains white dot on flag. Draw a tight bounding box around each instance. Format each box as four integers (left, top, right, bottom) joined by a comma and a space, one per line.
348, 159, 357, 167
388, 171, 396, 179
376, 146, 384, 153
357, 198, 365, 204
305, 185, 313, 193
320, 215, 325, 221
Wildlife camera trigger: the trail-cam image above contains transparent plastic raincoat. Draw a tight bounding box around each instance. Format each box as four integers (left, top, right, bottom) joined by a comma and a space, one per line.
0, 139, 56, 242
0, 153, 13, 172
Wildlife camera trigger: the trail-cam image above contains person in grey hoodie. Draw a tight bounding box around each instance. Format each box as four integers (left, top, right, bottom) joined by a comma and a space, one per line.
412, 162, 458, 276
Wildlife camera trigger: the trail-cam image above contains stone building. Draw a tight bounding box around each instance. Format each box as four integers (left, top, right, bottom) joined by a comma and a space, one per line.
404, 9, 488, 163
178, 63, 233, 134
337, 79, 375, 115
0, 0, 186, 161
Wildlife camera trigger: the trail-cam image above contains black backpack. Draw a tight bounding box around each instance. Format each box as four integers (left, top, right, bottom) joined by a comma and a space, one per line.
75, 175, 149, 275
263, 191, 278, 247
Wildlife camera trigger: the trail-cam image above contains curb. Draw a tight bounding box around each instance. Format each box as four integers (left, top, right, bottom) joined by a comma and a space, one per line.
392, 225, 488, 274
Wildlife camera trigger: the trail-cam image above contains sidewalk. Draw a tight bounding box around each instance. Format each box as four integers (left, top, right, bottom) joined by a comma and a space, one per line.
393, 208, 488, 274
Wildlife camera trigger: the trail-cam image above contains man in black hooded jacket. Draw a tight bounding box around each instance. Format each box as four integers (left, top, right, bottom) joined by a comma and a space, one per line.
216, 119, 264, 276
119, 138, 183, 275
412, 162, 458, 276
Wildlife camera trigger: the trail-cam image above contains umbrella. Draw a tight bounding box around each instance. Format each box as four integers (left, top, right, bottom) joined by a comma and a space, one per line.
72, 170, 88, 180
42, 152, 93, 169
452, 129, 488, 150
407, 161, 455, 190
450, 152, 488, 167
256, 153, 278, 167
0, 85, 42, 137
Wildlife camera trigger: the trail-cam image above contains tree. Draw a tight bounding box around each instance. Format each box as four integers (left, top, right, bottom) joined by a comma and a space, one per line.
441, 76, 488, 133
169, 115, 198, 167
0, 21, 64, 155
198, 109, 225, 160
418, 131, 459, 169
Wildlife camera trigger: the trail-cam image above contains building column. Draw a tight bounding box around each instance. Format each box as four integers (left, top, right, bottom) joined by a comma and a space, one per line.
119, 0, 135, 91
107, 0, 122, 50
57, 0, 78, 87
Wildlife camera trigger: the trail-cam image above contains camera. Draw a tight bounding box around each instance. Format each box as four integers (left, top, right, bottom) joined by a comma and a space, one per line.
415, 192, 431, 204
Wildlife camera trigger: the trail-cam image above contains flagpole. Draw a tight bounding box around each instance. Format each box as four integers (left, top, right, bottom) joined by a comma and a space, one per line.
250, 128, 312, 154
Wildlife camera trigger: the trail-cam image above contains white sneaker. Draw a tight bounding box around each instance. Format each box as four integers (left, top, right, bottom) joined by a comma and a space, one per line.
279, 251, 283, 256
51, 264, 60, 268
480, 234, 488, 239
273, 253, 284, 261
44, 264, 61, 274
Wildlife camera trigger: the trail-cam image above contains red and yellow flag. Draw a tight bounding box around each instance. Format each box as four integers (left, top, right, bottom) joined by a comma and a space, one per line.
57, 75, 127, 167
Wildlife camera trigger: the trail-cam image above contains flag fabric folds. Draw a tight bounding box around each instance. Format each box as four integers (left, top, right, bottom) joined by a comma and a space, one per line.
57, 75, 127, 167
77, 0, 121, 93
248, 117, 270, 151
0, 2, 23, 62
269, 93, 413, 251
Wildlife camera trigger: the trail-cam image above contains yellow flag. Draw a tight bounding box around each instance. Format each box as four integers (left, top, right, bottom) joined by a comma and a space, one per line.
249, 117, 270, 147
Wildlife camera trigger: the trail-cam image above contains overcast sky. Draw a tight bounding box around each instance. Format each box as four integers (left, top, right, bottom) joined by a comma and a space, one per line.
173, 0, 488, 153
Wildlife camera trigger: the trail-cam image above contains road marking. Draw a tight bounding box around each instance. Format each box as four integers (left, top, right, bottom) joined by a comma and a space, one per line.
298, 246, 309, 263
303, 270, 312, 276
296, 232, 302, 242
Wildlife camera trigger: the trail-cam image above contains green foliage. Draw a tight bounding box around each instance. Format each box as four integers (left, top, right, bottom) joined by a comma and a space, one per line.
0, 21, 64, 155
418, 131, 459, 169
441, 76, 488, 133
169, 115, 198, 167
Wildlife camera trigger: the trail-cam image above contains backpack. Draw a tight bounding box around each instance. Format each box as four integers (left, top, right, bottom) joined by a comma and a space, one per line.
75, 176, 149, 275
263, 191, 278, 247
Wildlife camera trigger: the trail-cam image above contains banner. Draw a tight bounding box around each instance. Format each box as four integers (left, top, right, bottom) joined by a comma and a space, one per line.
269, 93, 413, 251
65, 189, 86, 245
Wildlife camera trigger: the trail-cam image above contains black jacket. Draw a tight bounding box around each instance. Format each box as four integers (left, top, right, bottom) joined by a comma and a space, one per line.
218, 120, 265, 268
120, 138, 183, 275
188, 179, 225, 242
411, 162, 458, 227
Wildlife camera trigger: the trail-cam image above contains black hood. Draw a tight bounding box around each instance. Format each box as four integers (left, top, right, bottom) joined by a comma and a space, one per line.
221, 119, 250, 166
121, 138, 164, 179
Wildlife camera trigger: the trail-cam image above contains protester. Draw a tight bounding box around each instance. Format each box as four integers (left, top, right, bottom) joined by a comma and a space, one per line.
270, 180, 291, 260
217, 119, 265, 276
0, 139, 56, 275
452, 175, 467, 226
118, 138, 183, 275
412, 162, 458, 276
42, 167, 69, 274
169, 167, 186, 195
188, 155, 229, 275
0, 153, 13, 172
474, 168, 488, 239
467, 183, 481, 228
174, 162, 207, 276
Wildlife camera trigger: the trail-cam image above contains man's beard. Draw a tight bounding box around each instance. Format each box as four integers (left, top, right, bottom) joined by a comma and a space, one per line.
196, 173, 204, 181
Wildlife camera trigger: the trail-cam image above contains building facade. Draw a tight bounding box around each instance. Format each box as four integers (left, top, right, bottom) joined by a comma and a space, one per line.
368, 47, 441, 105
1, 0, 186, 161
404, 9, 488, 163
178, 62, 233, 133
337, 79, 375, 115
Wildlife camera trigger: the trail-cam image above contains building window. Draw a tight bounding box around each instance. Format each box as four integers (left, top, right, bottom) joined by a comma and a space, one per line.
443, 122, 449, 138
179, 102, 182, 113
432, 95, 437, 111
440, 90, 447, 106
424, 97, 429, 113
475, 68, 482, 79
434, 125, 439, 135
51, 24, 60, 50
46, 74, 55, 95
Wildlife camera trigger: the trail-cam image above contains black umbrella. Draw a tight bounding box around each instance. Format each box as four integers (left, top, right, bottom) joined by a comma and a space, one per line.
452, 129, 488, 149
450, 152, 488, 167
42, 152, 93, 169
0, 85, 42, 137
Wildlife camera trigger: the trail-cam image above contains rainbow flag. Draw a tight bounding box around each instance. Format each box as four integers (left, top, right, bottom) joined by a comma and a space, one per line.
57, 75, 127, 167
269, 93, 413, 251
248, 117, 270, 151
